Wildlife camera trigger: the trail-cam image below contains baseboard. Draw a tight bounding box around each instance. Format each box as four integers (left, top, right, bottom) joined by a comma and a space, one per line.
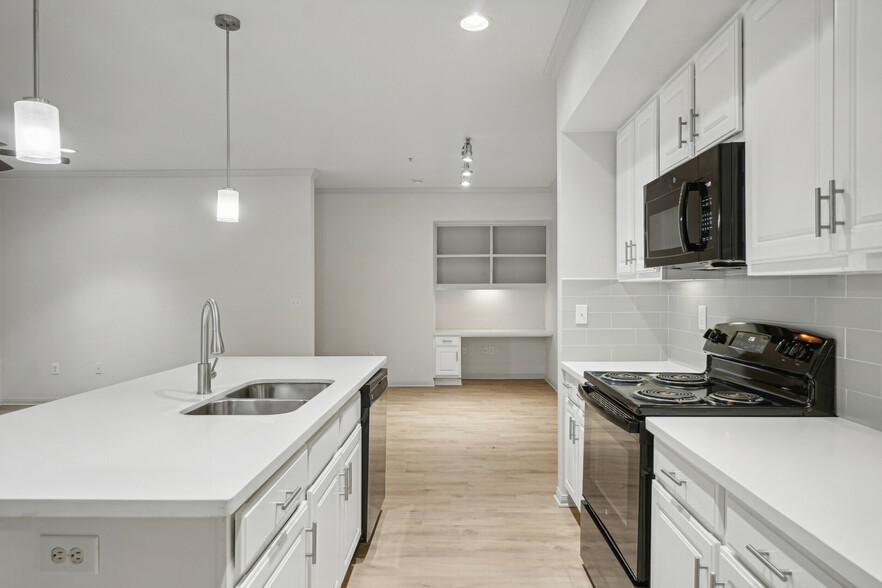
460, 373, 547, 380
434, 378, 462, 386
388, 380, 435, 387
544, 376, 557, 392
554, 487, 572, 508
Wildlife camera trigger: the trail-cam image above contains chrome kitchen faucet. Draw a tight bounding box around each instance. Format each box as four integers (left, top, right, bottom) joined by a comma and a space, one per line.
197, 299, 225, 395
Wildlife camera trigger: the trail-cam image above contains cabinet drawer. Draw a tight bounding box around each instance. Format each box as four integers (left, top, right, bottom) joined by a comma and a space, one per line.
235, 449, 308, 573
725, 497, 843, 588
236, 497, 308, 588
309, 417, 341, 485
340, 394, 361, 439
434, 336, 461, 347
560, 369, 585, 410
654, 443, 717, 532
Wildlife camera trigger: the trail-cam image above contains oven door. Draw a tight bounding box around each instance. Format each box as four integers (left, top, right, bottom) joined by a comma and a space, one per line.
580, 386, 652, 587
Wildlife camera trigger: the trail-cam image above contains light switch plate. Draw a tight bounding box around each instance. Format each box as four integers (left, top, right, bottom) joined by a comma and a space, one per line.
575, 304, 588, 325
698, 305, 707, 330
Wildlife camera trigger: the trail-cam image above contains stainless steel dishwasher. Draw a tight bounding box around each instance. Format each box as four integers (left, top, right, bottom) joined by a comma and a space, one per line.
357, 368, 387, 553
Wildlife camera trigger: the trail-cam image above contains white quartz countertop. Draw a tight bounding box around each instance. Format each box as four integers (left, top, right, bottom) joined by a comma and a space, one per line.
647, 417, 882, 588
435, 329, 553, 337
0, 356, 385, 519
561, 361, 698, 381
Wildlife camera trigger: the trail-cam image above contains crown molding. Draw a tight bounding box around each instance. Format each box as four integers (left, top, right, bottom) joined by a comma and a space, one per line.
0, 168, 318, 180
544, 0, 594, 79
316, 186, 555, 196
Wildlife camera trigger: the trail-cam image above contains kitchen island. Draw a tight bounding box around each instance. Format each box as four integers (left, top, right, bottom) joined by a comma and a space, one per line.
0, 355, 385, 587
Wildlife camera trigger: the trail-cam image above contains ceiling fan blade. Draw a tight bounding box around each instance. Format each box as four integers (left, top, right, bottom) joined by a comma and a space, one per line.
0, 159, 13, 172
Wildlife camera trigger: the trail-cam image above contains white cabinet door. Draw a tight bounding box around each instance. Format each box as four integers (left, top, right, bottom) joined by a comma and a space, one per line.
237, 503, 309, 588
694, 18, 742, 153
716, 548, 766, 588
264, 514, 309, 588
650, 482, 719, 588
835, 0, 882, 255
744, 0, 835, 266
616, 119, 636, 276
659, 65, 694, 173
563, 399, 583, 505
632, 97, 661, 276
434, 347, 461, 377
308, 452, 343, 588
339, 426, 362, 572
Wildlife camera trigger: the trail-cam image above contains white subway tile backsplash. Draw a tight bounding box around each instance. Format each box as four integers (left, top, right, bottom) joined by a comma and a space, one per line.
561, 296, 588, 313
561, 328, 588, 347
562, 280, 611, 296
842, 390, 882, 430
790, 275, 846, 297
846, 329, 882, 364
836, 358, 882, 397
586, 329, 636, 345
611, 346, 664, 361
846, 274, 882, 298
610, 312, 664, 329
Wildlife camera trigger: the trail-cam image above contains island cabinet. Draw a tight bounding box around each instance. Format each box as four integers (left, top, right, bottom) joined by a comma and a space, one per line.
745, 0, 882, 274
651, 441, 847, 588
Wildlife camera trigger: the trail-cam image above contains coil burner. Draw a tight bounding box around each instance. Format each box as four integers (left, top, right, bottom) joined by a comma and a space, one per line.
600, 372, 645, 384
653, 373, 709, 387
707, 391, 767, 405
633, 389, 702, 404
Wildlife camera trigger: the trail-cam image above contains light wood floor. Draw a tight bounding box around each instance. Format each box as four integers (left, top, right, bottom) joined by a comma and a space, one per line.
345, 380, 592, 588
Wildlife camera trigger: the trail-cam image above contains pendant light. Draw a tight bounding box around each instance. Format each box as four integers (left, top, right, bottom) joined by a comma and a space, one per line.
216, 14, 240, 223
14, 0, 61, 165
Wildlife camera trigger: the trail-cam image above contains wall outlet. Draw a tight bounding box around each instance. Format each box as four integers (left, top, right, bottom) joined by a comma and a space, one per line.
488, 346, 495, 356
40, 535, 98, 573
698, 305, 708, 331
50, 362, 60, 376
482, 346, 489, 354
95, 362, 104, 375
289, 297, 303, 309
575, 304, 588, 325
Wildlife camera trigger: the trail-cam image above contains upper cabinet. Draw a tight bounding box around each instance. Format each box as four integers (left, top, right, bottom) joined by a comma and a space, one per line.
659, 19, 743, 174
434, 223, 548, 288
617, 99, 663, 281
745, 0, 882, 274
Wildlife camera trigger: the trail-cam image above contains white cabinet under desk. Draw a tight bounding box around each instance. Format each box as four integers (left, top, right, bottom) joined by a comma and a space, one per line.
433, 330, 554, 386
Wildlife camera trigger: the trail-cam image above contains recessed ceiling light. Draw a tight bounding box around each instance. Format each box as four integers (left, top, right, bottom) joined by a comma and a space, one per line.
460, 14, 490, 32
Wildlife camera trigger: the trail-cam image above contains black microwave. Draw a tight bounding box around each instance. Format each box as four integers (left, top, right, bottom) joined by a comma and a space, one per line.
644, 142, 745, 269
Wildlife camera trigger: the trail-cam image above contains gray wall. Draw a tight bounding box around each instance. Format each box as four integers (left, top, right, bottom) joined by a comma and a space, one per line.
0, 172, 316, 402
315, 190, 555, 386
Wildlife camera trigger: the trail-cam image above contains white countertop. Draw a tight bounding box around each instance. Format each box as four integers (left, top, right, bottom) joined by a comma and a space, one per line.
0, 356, 385, 519
435, 329, 553, 337
647, 417, 882, 588
561, 361, 698, 382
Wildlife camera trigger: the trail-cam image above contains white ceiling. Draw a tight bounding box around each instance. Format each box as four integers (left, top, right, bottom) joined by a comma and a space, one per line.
0, 0, 570, 189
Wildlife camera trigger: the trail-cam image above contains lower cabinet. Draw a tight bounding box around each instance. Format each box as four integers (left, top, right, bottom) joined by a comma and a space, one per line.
237, 499, 309, 588
307, 425, 362, 588
716, 547, 766, 588
434, 336, 462, 378
563, 397, 583, 505
650, 482, 718, 588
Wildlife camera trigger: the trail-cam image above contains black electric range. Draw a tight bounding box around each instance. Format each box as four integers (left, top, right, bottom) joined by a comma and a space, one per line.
578, 322, 836, 588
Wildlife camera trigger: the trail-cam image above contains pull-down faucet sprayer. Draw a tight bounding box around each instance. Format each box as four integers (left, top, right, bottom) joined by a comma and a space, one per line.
197, 299, 225, 395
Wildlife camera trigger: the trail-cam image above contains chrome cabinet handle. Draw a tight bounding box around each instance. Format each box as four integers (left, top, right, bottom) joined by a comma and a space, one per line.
347, 462, 353, 497
305, 521, 317, 564
630, 240, 636, 264
746, 544, 792, 581
816, 180, 846, 236
623, 241, 630, 264
568, 417, 574, 441
678, 116, 688, 147
690, 108, 699, 141
572, 422, 579, 442
273, 486, 302, 511
562, 382, 573, 390
660, 468, 686, 486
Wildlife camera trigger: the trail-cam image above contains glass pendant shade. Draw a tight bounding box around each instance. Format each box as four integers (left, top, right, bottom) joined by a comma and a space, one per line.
217, 188, 239, 222
14, 99, 61, 164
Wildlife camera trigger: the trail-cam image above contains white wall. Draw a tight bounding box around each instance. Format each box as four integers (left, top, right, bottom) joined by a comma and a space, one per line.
0, 172, 315, 402
315, 190, 555, 386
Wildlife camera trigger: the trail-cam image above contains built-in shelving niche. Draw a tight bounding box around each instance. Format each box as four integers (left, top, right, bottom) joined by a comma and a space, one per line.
434, 223, 548, 288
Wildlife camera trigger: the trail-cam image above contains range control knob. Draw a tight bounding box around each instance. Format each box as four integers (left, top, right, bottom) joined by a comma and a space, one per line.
775, 340, 788, 354
716, 333, 728, 344
788, 344, 801, 358
710, 329, 723, 343
703, 329, 714, 340
796, 347, 811, 361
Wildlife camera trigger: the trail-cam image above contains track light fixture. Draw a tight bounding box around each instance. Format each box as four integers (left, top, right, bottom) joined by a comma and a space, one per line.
460, 138, 474, 187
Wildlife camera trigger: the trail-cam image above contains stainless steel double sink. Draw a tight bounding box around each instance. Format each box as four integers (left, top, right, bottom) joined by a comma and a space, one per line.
184, 381, 333, 416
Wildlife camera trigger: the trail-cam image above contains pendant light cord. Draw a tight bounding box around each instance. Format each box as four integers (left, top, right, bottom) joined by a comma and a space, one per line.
33, 0, 40, 98
225, 28, 231, 189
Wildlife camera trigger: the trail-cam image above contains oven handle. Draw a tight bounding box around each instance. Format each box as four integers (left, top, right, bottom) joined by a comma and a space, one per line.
678, 181, 708, 253
580, 386, 641, 434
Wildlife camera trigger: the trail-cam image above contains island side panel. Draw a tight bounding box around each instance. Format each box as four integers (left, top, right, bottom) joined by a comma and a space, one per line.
0, 516, 228, 587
